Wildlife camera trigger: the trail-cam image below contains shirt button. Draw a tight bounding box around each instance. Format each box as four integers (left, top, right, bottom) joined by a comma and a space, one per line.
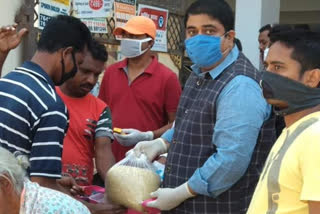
165, 166, 171, 173
185, 109, 189, 114
197, 80, 201, 86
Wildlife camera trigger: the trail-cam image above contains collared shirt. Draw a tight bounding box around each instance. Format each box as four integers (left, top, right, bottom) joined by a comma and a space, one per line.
0, 61, 69, 179
162, 46, 271, 197
99, 56, 181, 162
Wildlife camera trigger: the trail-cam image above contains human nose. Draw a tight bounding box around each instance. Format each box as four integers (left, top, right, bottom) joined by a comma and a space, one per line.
86, 74, 96, 85
264, 65, 274, 73
259, 44, 264, 51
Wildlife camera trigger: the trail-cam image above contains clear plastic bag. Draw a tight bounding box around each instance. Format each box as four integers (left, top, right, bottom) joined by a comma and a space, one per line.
105, 152, 160, 212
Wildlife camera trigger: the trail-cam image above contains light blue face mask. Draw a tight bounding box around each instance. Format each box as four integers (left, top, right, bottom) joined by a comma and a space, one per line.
185, 34, 226, 68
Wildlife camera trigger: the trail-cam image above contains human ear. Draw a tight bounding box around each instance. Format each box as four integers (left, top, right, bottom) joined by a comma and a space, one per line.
225, 30, 236, 48
62, 46, 73, 60
303, 69, 320, 88
226, 30, 236, 41
0, 175, 13, 192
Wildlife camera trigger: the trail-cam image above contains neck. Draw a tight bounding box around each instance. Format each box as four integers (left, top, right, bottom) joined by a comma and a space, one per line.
59, 84, 85, 98
59, 84, 71, 96
127, 51, 153, 73
284, 105, 320, 127
6, 191, 20, 214
12, 195, 20, 214
31, 51, 58, 80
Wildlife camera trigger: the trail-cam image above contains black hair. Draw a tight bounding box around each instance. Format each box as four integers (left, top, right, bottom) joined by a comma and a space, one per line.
184, 0, 234, 32
259, 24, 271, 33
269, 24, 293, 37
37, 15, 92, 53
235, 38, 242, 51
270, 30, 320, 74
294, 24, 310, 31
90, 39, 108, 62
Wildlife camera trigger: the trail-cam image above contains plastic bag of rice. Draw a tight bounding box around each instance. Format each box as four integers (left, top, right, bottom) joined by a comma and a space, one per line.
105, 152, 160, 212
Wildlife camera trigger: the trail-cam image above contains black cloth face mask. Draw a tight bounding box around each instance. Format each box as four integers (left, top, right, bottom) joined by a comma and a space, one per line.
56, 51, 78, 86
260, 71, 320, 116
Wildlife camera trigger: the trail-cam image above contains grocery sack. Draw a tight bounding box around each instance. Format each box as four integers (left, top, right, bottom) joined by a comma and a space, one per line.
105, 152, 160, 212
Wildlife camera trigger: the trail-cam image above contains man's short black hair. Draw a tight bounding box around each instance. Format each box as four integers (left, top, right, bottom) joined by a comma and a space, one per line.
37, 15, 92, 53
294, 24, 310, 31
259, 24, 271, 33
90, 39, 108, 62
269, 24, 293, 37
270, 30, 320, 74
184, 0, 234, 32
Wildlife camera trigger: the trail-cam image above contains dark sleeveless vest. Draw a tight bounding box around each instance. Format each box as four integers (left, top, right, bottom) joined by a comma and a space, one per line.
163, 53, 276, 214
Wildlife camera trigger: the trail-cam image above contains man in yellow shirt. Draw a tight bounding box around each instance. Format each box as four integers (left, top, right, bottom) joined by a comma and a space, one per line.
247, 30, 320, 214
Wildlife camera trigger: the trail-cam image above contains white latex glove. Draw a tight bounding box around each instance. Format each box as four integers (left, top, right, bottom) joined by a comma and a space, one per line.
127, 138, 168, 162
146, 182, 196, 211
113, 128, 153, 147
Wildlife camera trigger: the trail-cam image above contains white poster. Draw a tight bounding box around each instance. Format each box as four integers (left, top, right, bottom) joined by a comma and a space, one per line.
138, 4, 169, 52
38, 0, 70, 29
81, 18, 108, 33
73, 0, 113, 18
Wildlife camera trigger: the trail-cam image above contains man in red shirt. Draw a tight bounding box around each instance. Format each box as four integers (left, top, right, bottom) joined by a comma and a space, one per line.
58, 39, 115, 187
98, 16, 181, 162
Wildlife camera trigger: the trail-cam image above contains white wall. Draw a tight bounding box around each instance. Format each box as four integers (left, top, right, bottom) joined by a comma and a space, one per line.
262, 0, 280, 27
235, 0, 279, 69
0, 0, 24, 76
227, 0, 320, 24
227, 0, 319, 68
235, 0, 261, 68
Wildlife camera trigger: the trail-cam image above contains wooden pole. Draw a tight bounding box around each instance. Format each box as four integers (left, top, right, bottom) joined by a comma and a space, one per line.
15, 0, 37, 61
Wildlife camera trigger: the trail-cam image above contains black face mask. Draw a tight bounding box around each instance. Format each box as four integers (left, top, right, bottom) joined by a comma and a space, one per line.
56, 52, 78, 86
260, 71, 320, 116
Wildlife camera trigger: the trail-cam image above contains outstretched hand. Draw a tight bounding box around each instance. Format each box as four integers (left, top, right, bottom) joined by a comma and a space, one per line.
146, 182, 196, 211
114, 128, 154, 147
57, 176, 84, 196
0, 24, 28, 54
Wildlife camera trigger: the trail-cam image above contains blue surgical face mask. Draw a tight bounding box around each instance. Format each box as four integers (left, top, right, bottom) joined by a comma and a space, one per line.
185, 34, 227, 68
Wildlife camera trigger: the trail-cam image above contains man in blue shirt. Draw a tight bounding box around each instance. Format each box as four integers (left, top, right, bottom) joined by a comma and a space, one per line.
131, 0, 276, 213
0, 15, 92, 194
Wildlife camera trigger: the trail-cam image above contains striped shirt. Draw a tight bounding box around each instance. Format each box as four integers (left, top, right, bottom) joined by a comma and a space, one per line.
0, 61, 68, 179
